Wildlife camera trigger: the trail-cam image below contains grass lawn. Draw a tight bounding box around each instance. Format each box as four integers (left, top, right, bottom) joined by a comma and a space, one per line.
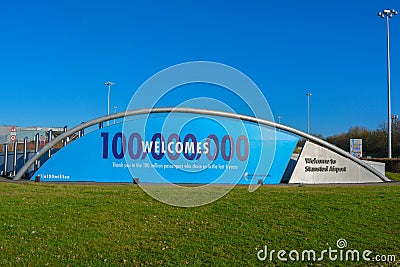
0, 182, 399, 266
386, 172, 400, 181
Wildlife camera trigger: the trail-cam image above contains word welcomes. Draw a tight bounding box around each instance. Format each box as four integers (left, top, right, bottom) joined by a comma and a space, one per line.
101, 132, 250, 162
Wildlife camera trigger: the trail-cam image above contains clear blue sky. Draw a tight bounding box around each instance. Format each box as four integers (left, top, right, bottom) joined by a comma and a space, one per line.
1, 0, 399, 137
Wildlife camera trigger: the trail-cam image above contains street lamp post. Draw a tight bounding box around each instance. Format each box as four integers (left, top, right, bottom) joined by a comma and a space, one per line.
104, 81, 115, 126
113, 105, 118, 124
378, 9, 398, 158
276, 116, 282, 132
306, 93, 312, 134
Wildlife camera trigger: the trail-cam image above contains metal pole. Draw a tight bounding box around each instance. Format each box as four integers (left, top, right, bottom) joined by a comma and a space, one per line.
3, 143, 8, 176
47, 130, 53, 158
105, 82, 114, 127
34, 133, 39, 172
306, 93, 312, 134
113, 106, 118, 124
386, 15, 392, 158
276, 116, 282, 132
12, 141, 17, 177
308, 96, 310, 134
78, 123, 83, 138
79, 123, 85, 138
107, 84, 110, 125
379, 9, 398, 157
63, 126, 68, 147
23, 137, 27, 165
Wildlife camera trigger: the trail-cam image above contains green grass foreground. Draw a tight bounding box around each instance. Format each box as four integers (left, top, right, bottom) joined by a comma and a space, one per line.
0, 183, 399, 266
386, 172, 400, 181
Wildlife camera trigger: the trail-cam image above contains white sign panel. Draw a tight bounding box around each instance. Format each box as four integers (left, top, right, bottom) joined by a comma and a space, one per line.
290, 141, 383, 184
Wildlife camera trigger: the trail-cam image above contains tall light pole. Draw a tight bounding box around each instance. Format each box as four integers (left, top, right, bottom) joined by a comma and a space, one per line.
105, 81, 115, 126
306, 93, 312, 134
113, 105, 118, 124
378, 9, 398, 158
276, 116, 282, 132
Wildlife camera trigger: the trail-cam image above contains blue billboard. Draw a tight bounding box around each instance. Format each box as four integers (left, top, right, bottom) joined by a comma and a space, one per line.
32, 113, 298, 184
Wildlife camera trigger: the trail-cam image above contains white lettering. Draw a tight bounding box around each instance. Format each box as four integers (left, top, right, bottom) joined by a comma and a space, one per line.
154, 141, 160, 153
175, 142, 183, 153
167, 142, 174, 154
185, 142, 194, 154
142, 141, 153, 153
